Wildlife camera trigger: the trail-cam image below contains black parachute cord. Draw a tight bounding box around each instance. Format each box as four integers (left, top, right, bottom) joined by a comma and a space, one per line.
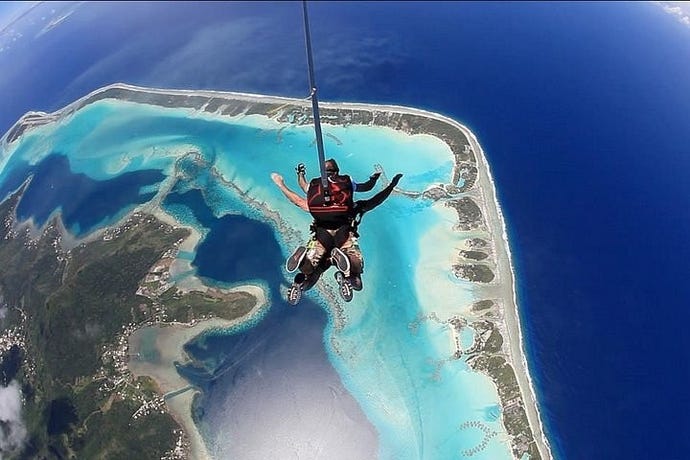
302, 0, 330, 204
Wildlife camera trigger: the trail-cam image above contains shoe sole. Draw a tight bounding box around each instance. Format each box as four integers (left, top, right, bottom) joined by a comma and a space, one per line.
334, 271, 353, 302
286, 246, 307, 273
331, 248, 351, 274
287, 284, 303, 305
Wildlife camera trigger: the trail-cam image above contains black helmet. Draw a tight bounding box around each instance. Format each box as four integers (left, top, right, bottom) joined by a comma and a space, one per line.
325, 158, 339, 175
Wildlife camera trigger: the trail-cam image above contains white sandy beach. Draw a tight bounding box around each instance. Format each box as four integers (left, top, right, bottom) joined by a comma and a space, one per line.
459, 120, 553, 460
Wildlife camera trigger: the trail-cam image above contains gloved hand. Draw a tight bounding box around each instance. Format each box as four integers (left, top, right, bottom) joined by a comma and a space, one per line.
370, 171, 381, 181
391, 173, 403, 187
296, 163, 306, 175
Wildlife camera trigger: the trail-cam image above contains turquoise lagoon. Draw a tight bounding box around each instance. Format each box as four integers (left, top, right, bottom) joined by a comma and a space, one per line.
1, 96, 513, 459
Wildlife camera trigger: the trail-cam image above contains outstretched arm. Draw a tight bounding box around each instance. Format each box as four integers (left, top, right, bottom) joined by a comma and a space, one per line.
271, 173, 309, 212
355, 173, 402, 214
354, 171, 381, 192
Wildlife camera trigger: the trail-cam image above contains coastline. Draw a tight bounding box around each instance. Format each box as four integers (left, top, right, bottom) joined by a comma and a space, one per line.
461, 123, 554, 459
3, 83, 551, 459
128, 284, 268, 460
310, 94, 551, 459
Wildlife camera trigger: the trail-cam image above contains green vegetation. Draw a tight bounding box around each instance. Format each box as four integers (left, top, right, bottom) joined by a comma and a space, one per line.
74, 397, 179, 460
470, 299, 495, 312
447, 197, 484, 231
459, 250, 489, 261
452, 263, 496, 283
466, 320, 541, 460
0, 189, 192, 459
159, 287, 256, 323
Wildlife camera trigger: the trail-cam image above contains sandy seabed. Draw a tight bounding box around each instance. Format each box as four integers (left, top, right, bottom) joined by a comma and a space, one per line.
71, 83, 554, 459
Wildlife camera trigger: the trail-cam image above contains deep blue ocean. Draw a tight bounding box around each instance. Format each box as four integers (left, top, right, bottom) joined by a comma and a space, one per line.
2, 2, 690, 458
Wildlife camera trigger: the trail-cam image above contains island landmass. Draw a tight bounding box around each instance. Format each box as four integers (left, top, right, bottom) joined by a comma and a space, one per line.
0, 83, 551, 460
